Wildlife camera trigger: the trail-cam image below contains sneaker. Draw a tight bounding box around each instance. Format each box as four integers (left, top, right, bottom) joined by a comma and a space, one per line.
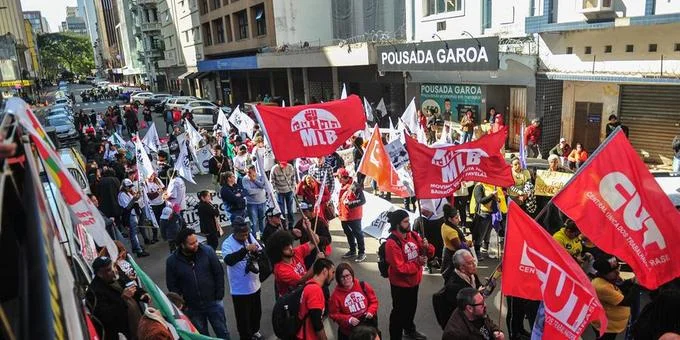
251, 331, 263, 340
136, 251, 150, 258
404, 330, 427, 340
342, 251, 356, 259
355, 254, 367, 262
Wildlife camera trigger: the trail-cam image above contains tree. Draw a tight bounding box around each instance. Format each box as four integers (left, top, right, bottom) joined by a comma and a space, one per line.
37, 33, 94, 79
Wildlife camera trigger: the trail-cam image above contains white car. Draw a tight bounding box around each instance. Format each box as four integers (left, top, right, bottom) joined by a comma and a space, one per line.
130, 92, 154, 104
54, 97, 72, 107
187, 106, 219, 130
183, 100, 218, 112
164, 96, 200, 112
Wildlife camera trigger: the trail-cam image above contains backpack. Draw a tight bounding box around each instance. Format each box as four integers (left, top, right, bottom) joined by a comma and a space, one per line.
271, 282, 314, 339
432, 286, 452, 329
377, 233, 402, 278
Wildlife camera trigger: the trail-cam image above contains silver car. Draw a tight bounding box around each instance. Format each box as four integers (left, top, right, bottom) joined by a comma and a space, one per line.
45, 114, 78, 142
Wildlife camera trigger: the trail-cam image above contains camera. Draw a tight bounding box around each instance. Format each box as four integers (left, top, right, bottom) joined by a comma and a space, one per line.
245, 250, 264, 274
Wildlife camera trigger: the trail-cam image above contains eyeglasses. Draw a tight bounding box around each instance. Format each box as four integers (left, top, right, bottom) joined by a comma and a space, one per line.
469, 302, 485, 307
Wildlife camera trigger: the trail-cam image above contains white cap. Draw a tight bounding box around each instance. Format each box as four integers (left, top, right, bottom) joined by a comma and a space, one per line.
122, 178, 134, 187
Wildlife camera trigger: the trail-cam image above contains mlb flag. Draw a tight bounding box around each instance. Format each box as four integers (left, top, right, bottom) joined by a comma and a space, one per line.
254, 95, 366, 161
405, 127, 513, 198
502, 202, 608, 340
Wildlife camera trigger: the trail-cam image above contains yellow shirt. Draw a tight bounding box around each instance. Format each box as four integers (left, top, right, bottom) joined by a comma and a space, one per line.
592, 277, 630, 333
441, 222, 462, 251
552, 228, 582, 257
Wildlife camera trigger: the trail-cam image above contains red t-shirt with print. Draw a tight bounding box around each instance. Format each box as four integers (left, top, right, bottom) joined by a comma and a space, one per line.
296, 280, 326, 340
273, 243, 312, 297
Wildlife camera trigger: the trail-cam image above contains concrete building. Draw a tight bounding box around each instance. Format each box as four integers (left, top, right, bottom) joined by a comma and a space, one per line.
95, 0, 120, 78
23, 19, 39, 78
157, 0, 203, 95
61, 16, 89, 36
0, 0, 31, 95
527, 0, 680, 164
115, 0, 146, 84
41, 17, 51, 33
23, 11, 49, 34
67, 6, 80, 18
77, 0, 102, 73
0, 0, 28, 45
135, 0, 164, 90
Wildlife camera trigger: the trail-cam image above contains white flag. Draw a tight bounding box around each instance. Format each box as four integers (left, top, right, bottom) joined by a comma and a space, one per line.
254, 156, 280, 211
134, 137, 155, 180
376, 98, 387, 118
229, 106, 256, 138
108, 132, 126, 147
282, 100, 286, 107
314, 171, 327, 214
417, 124, 428, 144
141, 122, 161, 153
184, 120, 203, 151
363, 97, 374, 122
173, 144, 196, 184
341, 83, 347, 99
401, 98, 418, 133
216, 108, 230, 137
397, 120, 407, 145
388, 119, 397, 143
139, 182, 159, 229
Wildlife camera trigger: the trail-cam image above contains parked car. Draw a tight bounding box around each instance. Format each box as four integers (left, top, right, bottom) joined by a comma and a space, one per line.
47, 108, 74, 122
54, 97, 72, 107
118, 88, 143, 101
164, 96, 199, 112
50, 104, 74, 115
144, 93, 172, 109
187, 106, 221, 130
130, 91, 153, 105
58, 147, 90, 194
182, 100, 218, 111
45, 114, 78, 143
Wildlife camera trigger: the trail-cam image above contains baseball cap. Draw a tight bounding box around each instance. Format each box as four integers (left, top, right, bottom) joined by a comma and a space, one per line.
122, 178, 134, 187
265, 207, 282, 218
335, 168, 350, 178
299, 202, 312, 211
91, 256, 112, 272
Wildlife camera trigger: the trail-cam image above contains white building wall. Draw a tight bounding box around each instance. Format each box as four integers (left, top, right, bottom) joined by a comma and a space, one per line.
273, 0, 333, 46
538, 23, 680, 76
158, 0, 201, 68
554, 0, 657, 23
655, 0, 680, 15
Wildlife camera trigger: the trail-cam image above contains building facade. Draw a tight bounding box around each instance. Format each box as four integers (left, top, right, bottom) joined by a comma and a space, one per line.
135, 0, 165, 90
61, 16, 89, 36
527, 0, 680, 164
23, 11, 49, 34
115, 0, 146, 84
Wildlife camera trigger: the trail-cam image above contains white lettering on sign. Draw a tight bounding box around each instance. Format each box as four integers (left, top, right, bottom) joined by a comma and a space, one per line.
520, 242, 597, 338
344, 292, 368, 314
291, 108, 341, 147
431, 148, 487, 183
381, 47, 490, 66
599, 172, 666, 250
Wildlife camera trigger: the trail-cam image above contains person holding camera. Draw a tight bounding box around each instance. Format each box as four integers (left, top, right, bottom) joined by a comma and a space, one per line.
329, 262, 379, 340
221, 217, 264, 340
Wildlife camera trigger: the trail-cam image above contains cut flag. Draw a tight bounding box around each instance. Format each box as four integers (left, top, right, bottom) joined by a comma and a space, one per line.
401, 98, 418, 133
552, 129, 680, 289
215, 107, 231, 137
358, 125, 411, 197
363, 97, 374, 122
341, 83, 347, 99
376, 98, 387, 118
229, 106, 256, 139
405, 127, 513, 198
254, 95, 366, 160
502, 202, 608, 340
142, 122, 161, 153
174, 142, 196, 184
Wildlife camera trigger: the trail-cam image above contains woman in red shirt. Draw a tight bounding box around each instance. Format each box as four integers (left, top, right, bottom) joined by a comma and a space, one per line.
329, 263, 379, 340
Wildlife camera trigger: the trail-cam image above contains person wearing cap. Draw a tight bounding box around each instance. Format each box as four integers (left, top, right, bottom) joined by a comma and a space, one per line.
118, 178, 149, 257
86, 256, 143, 339
294, 202, 332, 268
525, 119, 541, 158
233, 145, 251, 178
384, 209, 434, 340
270, 159, 297, 228
549, 137, 572, 168
159, 202, 181, 252
591, 257, 639, 340
241, 165, 267, 239
261, 207, 301, 246
166, 228, 230, 339
337, 168, 367, 262
221, 217, 264, 340
165, 169, 187, 226
197, 190, 223, 250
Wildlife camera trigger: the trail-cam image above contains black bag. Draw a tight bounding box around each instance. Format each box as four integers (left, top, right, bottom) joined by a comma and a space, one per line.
272, 282, 313, 339
377, 234, 401, 278
432, 286, 452, 329
256, 242, 273, 282
356, 281, 378, 328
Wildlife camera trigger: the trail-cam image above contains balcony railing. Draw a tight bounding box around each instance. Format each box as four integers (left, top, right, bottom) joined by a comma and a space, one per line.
137, 0, 157, 5
140, 22, 162, 32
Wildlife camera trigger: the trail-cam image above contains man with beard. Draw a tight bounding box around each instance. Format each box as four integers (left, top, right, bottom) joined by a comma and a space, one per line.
384, 210, 434, 340
166, 228, 230, 339
86, 256, 143, 339
268, 227, 321, 298
297, 258, 336, 340
443, 288, 504, 340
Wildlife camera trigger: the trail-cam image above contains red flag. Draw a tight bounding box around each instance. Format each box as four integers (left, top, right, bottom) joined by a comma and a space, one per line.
254, 95, 366, 160
502, 202, 608, 339
404, 127, 513, 199
358, 126, 411, 197
552, 130, 680, 289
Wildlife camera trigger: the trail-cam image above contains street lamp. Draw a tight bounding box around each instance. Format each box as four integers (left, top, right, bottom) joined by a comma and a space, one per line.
461, 31, 482, 48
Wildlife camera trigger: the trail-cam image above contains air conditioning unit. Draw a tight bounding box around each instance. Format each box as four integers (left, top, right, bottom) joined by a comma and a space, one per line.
579, 0, 616, 21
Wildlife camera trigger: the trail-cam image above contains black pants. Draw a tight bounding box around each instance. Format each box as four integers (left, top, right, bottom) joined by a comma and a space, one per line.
206, 233, 219, 250
389, 284, 419, 340
506, 296, 539, 338
454, 194, 470, 229
593, 329, 618, 340
232, 290, 262, 339
423, 217, 444, 263
472, 214, 493, 255
341, 219, 365, 255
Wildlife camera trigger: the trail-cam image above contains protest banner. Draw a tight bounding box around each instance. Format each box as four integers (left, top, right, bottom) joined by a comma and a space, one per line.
534, 169, 573, 197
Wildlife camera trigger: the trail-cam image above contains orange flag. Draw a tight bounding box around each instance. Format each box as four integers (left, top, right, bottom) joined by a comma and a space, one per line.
358, 125, 411, 197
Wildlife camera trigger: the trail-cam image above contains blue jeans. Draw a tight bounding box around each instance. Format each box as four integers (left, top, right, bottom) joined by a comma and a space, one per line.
186, 300, 230, 339
461, 131, 473, 143
277, 191, 295, 228
128, 214, 142, 253
673, 157, 680, 172
247, 203, 266, 237
341, 219, 365, 255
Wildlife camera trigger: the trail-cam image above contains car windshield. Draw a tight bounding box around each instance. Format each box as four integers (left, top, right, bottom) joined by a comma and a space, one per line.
49, 110, 68, 116
48, 117, 71, 126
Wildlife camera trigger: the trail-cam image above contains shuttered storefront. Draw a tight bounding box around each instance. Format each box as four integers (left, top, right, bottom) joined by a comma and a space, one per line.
618, 85, 680, 164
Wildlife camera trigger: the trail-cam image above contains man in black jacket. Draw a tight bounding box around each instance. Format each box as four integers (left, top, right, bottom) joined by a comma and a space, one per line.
439, 249, 481, 329
209, 144, 232, 193
197, 190, 222, 250
86, 256, 142, 340
96, 168, 122, 222
220, 171, 247, 220
166, 228, 230, 339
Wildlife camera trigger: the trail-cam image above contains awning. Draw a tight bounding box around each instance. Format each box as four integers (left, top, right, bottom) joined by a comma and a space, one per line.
197, 55, 257, 72
177, 70, 195, 80
196, 72, 211, 80
185, 72, 203, 80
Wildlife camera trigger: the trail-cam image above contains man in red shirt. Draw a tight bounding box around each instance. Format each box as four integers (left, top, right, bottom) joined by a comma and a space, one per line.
385, 209, 435, 340
297, 258, 335, 340
525, 118, 541, 158
268, 228, 321, 297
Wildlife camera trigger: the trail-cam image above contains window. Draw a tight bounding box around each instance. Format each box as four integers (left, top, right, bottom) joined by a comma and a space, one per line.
427, 0, 464, 16
436, 21, 446, 31
648, 44, 657, 52
213, 18, 224, 44
253, 4, 266, 36
202, 22, 212, 46
224, 15, 233, 42
604, 45, 612, 53
675, 43, 680, 52
566, 47, 573, 54
199, 0, 208, 15
626, 44, 634, 52
211, 0, 220, 11
236, 10, 248, 40
585, 46, 592, 54
482, 0, 492, 29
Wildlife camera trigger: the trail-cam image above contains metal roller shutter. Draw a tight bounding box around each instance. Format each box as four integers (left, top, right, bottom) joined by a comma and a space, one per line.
618, 85, 680, 164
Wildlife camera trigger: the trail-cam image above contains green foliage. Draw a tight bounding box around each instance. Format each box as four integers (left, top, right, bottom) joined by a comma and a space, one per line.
37, 33, 95, 79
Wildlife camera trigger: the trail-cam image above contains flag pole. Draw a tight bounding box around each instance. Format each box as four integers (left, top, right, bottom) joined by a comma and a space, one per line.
533, 127, 625, 222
